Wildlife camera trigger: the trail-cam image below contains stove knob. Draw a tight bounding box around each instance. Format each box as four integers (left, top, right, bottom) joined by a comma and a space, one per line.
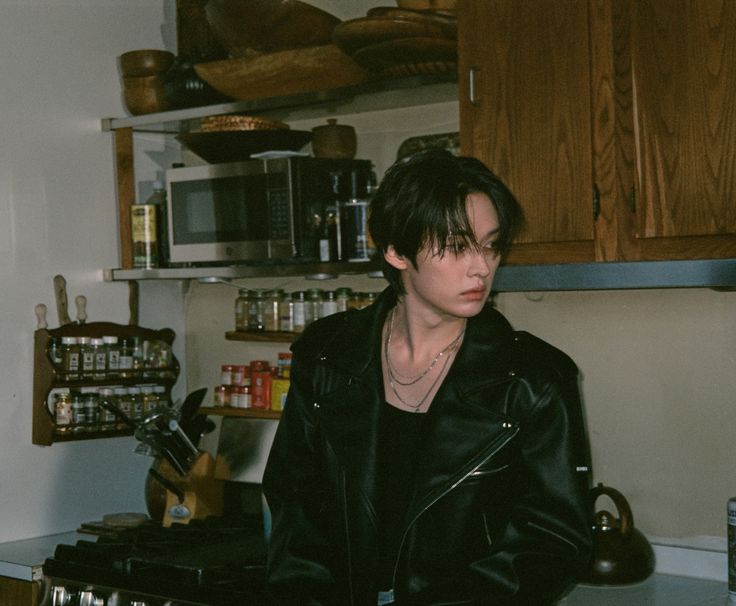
50, 586, 76, 606
79, 590, 105, 606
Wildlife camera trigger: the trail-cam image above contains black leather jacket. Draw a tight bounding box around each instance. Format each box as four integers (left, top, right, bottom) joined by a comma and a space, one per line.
263, 289, 592, 605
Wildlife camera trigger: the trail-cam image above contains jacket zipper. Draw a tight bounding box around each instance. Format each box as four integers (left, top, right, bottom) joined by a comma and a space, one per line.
389, 424, 520, 593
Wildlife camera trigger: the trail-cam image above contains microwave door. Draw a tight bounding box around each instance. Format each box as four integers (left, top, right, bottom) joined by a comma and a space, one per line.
168, 168, 282, 263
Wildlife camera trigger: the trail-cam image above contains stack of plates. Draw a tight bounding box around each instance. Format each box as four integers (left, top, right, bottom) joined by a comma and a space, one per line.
331, 6, 457, 77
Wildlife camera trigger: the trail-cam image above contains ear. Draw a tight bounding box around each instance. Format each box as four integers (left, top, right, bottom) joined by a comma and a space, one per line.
384, 245, 409, 271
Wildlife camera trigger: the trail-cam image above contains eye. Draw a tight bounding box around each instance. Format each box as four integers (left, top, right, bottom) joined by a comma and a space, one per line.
483, 240, 500, 255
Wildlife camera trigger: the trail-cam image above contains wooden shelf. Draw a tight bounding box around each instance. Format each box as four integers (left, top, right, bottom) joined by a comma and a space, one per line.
201, 406, 281, 420
225, 330, 296, 343
33, 322, 180, 446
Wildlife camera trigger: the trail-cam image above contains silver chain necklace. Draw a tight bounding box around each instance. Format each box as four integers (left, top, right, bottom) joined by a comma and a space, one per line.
384, 308, 465, 411
384, 308, 465, 386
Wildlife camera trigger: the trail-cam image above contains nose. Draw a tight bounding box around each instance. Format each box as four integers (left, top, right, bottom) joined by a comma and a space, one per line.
468, 249, 495, 278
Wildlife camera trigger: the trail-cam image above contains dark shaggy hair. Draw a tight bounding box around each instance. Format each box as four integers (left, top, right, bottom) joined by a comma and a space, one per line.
368, 150, 524, 294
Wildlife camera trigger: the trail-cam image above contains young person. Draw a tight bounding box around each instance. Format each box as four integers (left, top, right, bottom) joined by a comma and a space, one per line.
262, 150, 592, 605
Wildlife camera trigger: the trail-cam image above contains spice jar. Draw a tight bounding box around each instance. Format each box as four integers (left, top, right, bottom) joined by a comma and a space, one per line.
61, 336, 80, 381
336, 287, 352, 313
91, 337, 107, 380
291, 291, 306, 333
103, 335, 120, 378
305, 288, 324, 326
98, 387, 117, 431
53, 391, 72, 434
265, 289, 285, 332
247, 289, 267, 332
78, 336, 94, 380
235, 288, 250, 331
279, 292, 294, 333
321, 290, 337, 318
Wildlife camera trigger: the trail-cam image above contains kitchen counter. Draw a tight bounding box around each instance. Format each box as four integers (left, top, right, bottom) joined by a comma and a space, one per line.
0, 531, 83, 582
563, 573, 729, 605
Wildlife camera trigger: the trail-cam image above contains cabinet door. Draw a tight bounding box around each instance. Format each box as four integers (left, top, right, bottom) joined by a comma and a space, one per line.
0, 576, 37, 606
631, 0, 736, 259
458, 0, 596, 264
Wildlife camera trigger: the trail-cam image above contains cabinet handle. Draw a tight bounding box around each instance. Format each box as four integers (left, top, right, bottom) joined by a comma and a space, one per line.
592, 184, 601, 221
469, 67, 479, 105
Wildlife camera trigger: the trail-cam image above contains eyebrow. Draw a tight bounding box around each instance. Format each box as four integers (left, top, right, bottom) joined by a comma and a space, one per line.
478, 227, 501, 241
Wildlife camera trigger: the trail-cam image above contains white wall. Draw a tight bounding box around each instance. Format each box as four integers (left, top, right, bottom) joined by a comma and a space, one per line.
0, 1, 184, 542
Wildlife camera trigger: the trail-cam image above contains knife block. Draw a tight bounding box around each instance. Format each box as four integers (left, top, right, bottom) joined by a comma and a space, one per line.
162, 451, 225, 527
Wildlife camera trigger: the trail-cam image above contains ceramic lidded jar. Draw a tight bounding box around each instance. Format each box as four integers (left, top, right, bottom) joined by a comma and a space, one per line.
311, 119, 357, 159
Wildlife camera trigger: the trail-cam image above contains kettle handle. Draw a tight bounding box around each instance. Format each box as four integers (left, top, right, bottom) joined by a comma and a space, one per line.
590, 482, 635, 534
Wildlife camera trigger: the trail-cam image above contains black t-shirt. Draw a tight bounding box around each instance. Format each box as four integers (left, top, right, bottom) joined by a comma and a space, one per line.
376, 401, 427, 593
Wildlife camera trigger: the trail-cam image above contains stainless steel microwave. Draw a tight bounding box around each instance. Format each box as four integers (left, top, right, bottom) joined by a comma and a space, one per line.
165, 157, 372, 265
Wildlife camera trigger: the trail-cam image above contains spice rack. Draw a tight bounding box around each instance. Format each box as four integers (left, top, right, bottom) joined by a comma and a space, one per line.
32, 322, 180, 446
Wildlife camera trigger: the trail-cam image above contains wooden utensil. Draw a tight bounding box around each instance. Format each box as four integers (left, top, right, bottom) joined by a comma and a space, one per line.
53, 274, 72, 326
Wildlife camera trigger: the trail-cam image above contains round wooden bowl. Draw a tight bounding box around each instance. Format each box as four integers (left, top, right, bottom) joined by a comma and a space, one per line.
119, 49, 175, 77
205, 0, 341, 58
122, 75, 169, 115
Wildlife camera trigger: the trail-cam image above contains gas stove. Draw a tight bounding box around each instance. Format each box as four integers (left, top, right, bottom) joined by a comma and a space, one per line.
41, 515, 273, 606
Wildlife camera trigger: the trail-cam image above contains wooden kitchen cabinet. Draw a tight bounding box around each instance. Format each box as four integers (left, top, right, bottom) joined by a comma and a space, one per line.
0, 576, 38, 606
458, 0, 736, 265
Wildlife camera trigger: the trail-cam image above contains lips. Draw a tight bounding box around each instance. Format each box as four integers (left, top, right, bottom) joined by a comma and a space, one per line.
461, 287, 488, 301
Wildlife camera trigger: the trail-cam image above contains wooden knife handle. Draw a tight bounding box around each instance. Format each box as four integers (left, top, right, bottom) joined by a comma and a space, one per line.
53, 274, 71, 326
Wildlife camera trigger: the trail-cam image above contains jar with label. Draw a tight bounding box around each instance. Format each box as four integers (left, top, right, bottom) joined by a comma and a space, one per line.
221, 364, 234, 386
103, 335, 120, 378
277, 352, 292, 378
264, 289, 284, 332
321, 291, 337, 318
231, 385, 248, 408
335, 287, 352, 313
61, 336, 80, 381
235, 289, 249, 331
214, 385, 230, 407
278, 292, 294, 333
305, 288, 324, 327
78, 337, 94, 380
119, 338, 134, 377
53, 391, 72, 434
115, 387, 132, 428
129, 386, 144, 421
71, 392, 86, 433
98, 387, 117, 431
131, 337, 145, 375
81, 388, 99, 432
247, 289, 267, 332
141, 385, 157, 415
47, 337, 63, 369
153, 385, 168, 409
291, 291, 306, 333
91, 338, 107, 380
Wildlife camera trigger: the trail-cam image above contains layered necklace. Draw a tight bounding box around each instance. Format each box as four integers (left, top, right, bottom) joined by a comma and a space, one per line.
384, 308, 465, 412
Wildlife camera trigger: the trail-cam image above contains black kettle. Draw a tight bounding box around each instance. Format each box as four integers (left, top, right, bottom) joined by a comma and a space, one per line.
581, 483, 656, 585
